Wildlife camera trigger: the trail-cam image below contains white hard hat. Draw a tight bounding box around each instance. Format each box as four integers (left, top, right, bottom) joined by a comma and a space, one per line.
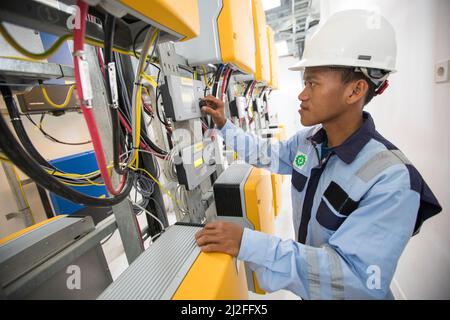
289, 10, 397, 73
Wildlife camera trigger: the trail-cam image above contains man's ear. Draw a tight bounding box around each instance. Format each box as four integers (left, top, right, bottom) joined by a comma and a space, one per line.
346, 79, 368, 105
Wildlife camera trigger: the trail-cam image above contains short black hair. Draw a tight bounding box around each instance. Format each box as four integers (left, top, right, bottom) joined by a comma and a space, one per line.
329, 67, 377, 106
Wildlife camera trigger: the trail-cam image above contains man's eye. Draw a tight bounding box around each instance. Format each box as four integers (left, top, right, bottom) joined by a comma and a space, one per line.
304, 81, 315, 87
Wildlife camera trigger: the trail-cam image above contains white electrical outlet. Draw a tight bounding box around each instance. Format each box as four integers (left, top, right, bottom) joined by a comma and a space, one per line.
435, 59, 450, 83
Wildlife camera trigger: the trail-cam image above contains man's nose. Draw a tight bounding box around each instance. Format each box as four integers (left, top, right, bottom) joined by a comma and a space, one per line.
298, 88, 308, 101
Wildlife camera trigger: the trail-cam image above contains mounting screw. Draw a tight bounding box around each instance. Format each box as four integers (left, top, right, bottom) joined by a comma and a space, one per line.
435, 59, 450, 83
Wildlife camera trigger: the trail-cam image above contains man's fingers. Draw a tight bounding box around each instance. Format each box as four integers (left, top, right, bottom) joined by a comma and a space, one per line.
202, 95, 221, 104
201, 106, 217, 117
196, 234, 220, 247
195, 228, 219, 239
201, 95, 224, 110
199, 243, 222, 253
205, 221, 226, 230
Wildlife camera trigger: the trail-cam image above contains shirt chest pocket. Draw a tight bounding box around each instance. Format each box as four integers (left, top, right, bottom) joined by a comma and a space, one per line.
290, 146, 314, 192
316, 181, 360, 231
291, 169, 308, 192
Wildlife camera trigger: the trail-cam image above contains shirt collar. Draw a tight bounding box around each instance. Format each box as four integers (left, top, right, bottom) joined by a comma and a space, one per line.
307, 112, 375, 164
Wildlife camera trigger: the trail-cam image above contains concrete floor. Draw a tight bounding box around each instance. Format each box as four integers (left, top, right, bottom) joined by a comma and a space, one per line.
101, 177, 301, 300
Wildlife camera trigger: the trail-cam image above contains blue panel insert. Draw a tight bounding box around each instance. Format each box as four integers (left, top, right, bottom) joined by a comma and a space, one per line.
48, 150, 107, 215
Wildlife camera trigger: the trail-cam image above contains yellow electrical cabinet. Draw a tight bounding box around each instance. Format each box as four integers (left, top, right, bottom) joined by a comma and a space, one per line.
267, 26, 279, 89
214, 163, 275, 294
252, 0, 271, 84
269, 124, 287, 216
99, 224, 249, 300
271, 173, 283, 217
104, 0, 200, 41
175, 0, 256, 75
173, 252, 249, 299
218, 0, 256, 74
244, 167, 275, 235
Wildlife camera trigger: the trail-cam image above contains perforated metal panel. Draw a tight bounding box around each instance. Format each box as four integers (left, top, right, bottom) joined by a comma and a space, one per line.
98, 224, 202, 300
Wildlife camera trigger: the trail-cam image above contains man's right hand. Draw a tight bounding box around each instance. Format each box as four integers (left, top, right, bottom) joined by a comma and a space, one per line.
201, 95, 227, 129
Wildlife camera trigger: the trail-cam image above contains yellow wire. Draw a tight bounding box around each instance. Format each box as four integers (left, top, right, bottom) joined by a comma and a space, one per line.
0, 23, 71, 60
130, 29, 159, 169
58, 180, 102, 187
140, 72, 158, 88
40, 84, 76, 109
0, 22, 138, 60
129, 166, 183, 208
45, 170, 104, 186
0, 55, 40, 62
202, 65, 210, 88
134, 85, 143, 169
11, 165, 36, 224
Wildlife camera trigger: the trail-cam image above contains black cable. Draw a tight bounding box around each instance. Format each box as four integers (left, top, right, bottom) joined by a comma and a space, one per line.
178, 65, 194, 74
103, 14, 127, 175
133, 25, 151, 59
25, 113, 91, 146
0, 85, 57, 170
211, 64, 224, 97
155, 91, 170, 127
0, 109, 134, 207
243, 81, 253, 97
224, 69, 233, 95
114, 53, 167, 156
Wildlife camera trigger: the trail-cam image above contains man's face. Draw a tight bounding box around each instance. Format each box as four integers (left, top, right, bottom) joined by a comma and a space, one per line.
297, 67, 348, 126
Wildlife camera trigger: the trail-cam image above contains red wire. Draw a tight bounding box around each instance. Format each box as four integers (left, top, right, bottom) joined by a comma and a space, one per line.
73, 0, 126, 195
96, 47, 105, 78
117, 111, 165, 159
221, 67, 232, 101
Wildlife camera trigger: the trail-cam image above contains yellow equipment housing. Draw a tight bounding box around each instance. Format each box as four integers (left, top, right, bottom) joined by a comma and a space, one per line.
271, 124, 287, 216
175, 0, 256, 75
271, 173, 283, 217
252, 0, 271, 84
98, 223, 249, 300
173, 253, 248, 299
267, 25, 280, 89
213, 163, 275, 294
104, 0, 200, 41
218, 0, 256, 74
244, 167, 275, 235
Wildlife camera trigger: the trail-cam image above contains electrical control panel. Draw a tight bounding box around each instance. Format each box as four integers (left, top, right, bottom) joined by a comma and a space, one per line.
160, 75, 204, 121
174, 140, 217, 190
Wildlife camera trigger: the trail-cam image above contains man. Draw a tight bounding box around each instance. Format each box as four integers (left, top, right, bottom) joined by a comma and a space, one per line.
196, 10, 442, 299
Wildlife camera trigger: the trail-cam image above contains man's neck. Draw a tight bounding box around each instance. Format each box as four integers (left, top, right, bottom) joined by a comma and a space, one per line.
322, 110, 364, 148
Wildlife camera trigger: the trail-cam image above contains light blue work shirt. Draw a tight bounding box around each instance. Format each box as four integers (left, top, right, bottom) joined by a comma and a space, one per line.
219, 112, 441, 299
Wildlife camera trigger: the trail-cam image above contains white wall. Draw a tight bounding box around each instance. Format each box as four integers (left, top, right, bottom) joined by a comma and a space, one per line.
0, 24, 94, 238
0, 108, 92, 238
269, 56, 305, 137
320, 0, 450, 299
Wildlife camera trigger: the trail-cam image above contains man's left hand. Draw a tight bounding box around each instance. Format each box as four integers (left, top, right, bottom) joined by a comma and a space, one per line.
195, 221, 244, 257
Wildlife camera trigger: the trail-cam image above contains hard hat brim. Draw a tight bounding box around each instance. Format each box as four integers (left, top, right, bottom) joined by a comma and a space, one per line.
289, 59, 397, 73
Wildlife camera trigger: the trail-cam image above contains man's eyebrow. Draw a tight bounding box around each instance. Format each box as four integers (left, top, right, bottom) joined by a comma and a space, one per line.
303, 74, 318, 81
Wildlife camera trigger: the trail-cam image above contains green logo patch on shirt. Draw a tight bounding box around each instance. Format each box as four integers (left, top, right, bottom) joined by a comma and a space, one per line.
294, 152, 307, 169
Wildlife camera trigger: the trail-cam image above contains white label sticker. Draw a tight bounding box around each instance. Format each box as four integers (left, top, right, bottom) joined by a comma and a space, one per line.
107, 62, 119, 108
78, 57, 93, 101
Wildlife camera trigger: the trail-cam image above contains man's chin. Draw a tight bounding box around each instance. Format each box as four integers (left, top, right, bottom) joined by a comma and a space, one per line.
300, 116, 319, 127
